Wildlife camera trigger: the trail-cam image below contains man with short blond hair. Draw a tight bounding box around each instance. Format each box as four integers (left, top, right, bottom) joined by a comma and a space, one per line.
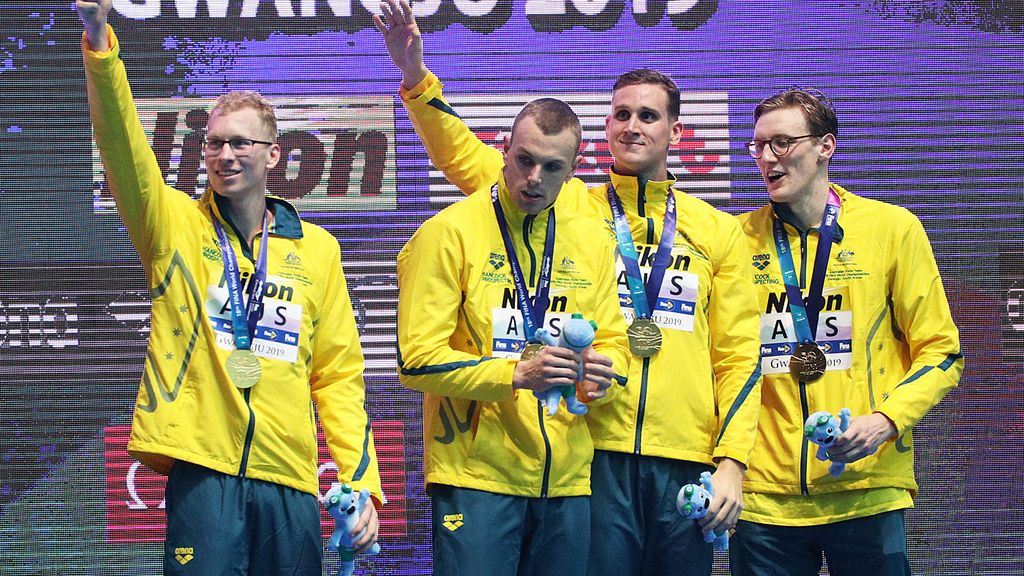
396, 97, 630, 575
77, 1, 381, 573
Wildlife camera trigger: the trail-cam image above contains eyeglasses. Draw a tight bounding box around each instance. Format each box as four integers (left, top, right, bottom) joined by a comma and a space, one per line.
203, 137, 274, 157
746, 134, 822, 159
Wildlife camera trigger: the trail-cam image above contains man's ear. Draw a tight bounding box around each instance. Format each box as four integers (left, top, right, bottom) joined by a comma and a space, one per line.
566, 154, 583, 182
669, 119, 684, 146
266, 142, 282, 170
818, 133, 836, 163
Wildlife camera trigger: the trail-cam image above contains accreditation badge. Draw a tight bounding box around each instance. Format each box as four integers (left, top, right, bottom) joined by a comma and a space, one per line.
491, 307, 572, 359
207, 277, 303, 363
758, 286, 854, 377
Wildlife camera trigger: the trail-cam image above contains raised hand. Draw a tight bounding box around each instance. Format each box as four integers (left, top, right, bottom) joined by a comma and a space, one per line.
373, 0, 429, 88
76, 0, 112, 51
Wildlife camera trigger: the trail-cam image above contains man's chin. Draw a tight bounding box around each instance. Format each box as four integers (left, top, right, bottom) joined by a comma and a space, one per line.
610, 156, 648, 176
513, 196, 544, 214
767, 187, 792, 204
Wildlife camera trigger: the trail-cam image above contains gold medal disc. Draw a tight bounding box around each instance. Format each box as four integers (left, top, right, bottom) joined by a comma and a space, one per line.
226, 348, 262, 389
789, 342, 826, 382
520, 342, 544, 361
627, 318, 663, 358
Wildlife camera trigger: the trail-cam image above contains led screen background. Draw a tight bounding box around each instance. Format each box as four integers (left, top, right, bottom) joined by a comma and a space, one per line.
1, 1, 1022, 574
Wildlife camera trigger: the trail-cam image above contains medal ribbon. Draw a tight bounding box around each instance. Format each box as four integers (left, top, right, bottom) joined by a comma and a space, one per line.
607, 186, 677, 320
771, 188, 841, 344
492, 185, 556, 343
212, 209, 270, 351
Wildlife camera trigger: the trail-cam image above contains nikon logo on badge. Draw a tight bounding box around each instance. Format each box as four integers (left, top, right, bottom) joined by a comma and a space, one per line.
91, 97, 396, 215
765, 292, 844, 315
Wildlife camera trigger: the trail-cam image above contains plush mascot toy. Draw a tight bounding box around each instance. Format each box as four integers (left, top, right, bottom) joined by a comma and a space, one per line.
676, 471, 729, 551
803, 407, 853, 477
324, 483, 381, 576
533, 312, 596, 416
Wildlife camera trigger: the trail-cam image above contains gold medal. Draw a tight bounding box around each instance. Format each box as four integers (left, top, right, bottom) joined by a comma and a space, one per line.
520, 342, 543, 361
789, 342, 826, 382
627, 318, 662, 358
226, 348, 262, 389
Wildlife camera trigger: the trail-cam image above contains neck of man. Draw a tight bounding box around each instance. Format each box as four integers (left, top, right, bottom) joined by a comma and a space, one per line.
785, 182, 831, 230
611, 161, 669, 185
218, 191, 268, 247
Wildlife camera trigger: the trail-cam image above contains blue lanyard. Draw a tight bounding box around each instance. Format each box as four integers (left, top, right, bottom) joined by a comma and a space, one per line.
771, 189, 841, 344
492, 185, 555, 342
607, 186, 677, 319
212, 209, 270, 351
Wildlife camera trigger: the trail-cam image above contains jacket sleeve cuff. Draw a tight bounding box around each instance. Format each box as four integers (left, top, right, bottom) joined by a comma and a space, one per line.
399, 70, 440, 103
81, 24, 117, 56
712, 446, 751, 467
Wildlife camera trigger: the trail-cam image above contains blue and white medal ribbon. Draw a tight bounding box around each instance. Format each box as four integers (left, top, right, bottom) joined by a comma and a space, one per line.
491, 185, 556, 357
212, 209, 270, 388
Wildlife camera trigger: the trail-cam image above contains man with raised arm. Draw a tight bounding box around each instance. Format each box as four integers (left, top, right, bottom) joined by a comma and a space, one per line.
396, 96, 630, 575
376, 2, 761, 574
731, 88, 963, 575
77, 1, 381, 573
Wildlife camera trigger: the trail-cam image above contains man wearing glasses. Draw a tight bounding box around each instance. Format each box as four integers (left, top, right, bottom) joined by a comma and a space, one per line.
732, 88, 963, 575
76, 2, 381, 573
375, 1, 761, 574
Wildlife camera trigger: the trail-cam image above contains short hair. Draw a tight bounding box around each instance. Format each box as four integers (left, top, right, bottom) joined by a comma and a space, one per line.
511, 98, 583, 152
753, 88, 838, 138
613, 68, 681, 121
209, 91, 278, 140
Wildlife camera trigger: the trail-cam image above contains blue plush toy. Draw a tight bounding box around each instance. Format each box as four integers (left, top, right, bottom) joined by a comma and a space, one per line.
533, 312, 596, 416
803, 407, 852, 477
324, 482, 381, 576
676, 471, 728, 551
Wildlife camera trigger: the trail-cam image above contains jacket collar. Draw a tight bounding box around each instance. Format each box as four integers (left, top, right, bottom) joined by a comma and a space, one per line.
202, 189, 304, 240
494, 172, 556, 229
609, 169, 677, 216
770, 183, 846, 242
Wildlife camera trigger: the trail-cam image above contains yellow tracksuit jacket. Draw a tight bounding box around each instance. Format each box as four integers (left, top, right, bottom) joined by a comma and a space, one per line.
83, 28, 381, 500
396, 176, 630, 497
737, 184, 963, 525
400, 73, 762, 468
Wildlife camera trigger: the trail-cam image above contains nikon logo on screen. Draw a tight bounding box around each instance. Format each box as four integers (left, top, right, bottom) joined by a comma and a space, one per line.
90, 97, 397, 215
108, 0, 717, 32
